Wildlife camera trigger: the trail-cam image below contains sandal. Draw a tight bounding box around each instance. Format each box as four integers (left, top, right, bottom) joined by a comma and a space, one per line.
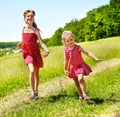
34, 91, 39, 100
29, 91, 39, 100
83, 94, 90, 101
29, 94, 35, 100
78, 95, 83, 100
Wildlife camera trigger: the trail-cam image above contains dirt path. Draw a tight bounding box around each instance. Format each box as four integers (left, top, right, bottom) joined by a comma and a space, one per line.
0, 58, 120, 115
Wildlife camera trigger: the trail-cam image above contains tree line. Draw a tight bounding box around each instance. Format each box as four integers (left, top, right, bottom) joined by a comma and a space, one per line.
0, 0, 120, 48
44, 0, 120, 46
0, 42, 18, 49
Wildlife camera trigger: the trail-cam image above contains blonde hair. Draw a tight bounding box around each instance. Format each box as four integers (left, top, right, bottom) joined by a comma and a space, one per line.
23, 9, 40, 31
61, 30, 74, 44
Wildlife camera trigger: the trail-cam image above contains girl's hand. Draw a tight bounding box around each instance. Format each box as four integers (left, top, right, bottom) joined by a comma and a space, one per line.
95, 58, 103, 62
17, 45, 21, 49
64, 70, 69, 76
17, 42, 22, 49
43, 51, 49, 57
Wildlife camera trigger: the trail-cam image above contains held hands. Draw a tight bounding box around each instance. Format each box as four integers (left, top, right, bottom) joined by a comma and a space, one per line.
43, 51, 49, 57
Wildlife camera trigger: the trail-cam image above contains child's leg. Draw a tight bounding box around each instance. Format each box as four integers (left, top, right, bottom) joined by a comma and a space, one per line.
78, 74, 89, 100
28, 63, 35, 95
73, 78, 83, 97
34, 67, 39, 95
78, 74, 86, 95
32, 67, 40, 100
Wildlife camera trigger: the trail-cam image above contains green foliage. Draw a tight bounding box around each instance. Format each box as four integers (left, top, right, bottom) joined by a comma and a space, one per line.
1, 1, 120, 47
45, 1, 120, 46
110, 0, 120, 9
0, 42, 18, 49
0, 42, 18, 57
64, 19, 82, 42
48, 28, 63, 46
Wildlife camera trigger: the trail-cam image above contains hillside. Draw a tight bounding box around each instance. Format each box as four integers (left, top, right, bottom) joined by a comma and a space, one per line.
0, 36, 120, 117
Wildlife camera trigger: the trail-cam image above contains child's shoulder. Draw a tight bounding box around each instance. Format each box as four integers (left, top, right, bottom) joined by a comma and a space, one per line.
75, 44, 81, 49
64, 47, 69, 51
74, 44, 83, 52
64, 47, 70, 54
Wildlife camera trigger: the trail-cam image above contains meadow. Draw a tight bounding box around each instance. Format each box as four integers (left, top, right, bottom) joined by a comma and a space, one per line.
0, 37, 120, 117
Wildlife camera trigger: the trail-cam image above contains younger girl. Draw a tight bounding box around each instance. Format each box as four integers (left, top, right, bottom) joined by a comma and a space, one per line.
17, 10, 49, 100
62, 30, 101, 100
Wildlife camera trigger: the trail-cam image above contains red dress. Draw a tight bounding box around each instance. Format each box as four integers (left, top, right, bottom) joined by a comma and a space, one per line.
65, 44, 92, 78
22, 28, 43, 68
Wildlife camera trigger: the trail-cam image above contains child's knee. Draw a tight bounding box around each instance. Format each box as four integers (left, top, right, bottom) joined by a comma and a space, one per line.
29, 70, 34, 76
78, 74, 84, 82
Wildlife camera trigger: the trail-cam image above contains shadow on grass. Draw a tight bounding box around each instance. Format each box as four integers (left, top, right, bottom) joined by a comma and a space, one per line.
39, 91, 120, 106
44, 95, 105, 105
45, 93, 75, 103
86, 97, 120, 105
86, 97, 104, 105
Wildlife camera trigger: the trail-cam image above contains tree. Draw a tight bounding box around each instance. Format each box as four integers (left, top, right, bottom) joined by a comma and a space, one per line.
49, 28, 63, 46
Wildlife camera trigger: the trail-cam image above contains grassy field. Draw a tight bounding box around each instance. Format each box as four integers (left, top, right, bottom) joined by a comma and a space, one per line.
0, 36, 120, 117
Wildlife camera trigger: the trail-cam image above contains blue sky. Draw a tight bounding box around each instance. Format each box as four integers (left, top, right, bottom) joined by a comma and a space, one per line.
0, 0, 109, 42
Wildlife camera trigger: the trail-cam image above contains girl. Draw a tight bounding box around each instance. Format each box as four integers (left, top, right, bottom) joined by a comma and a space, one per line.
17, 10, 49, 100
62, 30, 102, 100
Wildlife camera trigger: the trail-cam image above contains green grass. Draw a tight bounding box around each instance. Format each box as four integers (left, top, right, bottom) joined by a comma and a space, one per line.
3, 66, 120, 117
0, 36, 120, 116
4, 65, 120, 117
0, 46, 64, 98
81, 36, 120, 65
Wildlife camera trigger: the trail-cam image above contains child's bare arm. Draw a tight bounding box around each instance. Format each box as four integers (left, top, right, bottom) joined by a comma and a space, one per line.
79, 46, 102, 61
35, 30, 49, 57
64, 53, 69, 75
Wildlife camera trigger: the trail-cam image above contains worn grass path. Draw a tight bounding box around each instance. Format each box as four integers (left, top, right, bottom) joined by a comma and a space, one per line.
0, 58, 120, 116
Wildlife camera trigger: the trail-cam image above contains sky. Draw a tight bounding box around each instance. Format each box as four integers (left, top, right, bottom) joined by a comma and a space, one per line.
0, 0, 110, 42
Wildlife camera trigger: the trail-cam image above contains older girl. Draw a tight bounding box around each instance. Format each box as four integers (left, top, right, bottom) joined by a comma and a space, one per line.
17, 10, 49, 100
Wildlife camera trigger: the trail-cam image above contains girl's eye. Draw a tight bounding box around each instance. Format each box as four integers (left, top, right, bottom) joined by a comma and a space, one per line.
27, 15, 34, 18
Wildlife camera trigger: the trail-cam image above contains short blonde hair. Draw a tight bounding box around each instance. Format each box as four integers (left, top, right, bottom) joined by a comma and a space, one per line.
61, 30, 74, 44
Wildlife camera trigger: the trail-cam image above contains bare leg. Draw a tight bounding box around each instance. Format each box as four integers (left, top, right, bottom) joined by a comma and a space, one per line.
73, 78, 83, 97
28, 63, 35, 93
33, 67, 39, 99
78, 74, 89, 100
78, 74, 86, 95
34, 67, 39, 92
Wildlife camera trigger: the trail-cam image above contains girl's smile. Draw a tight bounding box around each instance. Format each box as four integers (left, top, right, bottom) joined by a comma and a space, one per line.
25, 12, 34, 24
65, 37, 75, 48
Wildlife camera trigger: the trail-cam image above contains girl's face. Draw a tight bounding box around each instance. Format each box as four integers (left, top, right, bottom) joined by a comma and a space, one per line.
24, 12, 34, 25
64, 36, 75, 48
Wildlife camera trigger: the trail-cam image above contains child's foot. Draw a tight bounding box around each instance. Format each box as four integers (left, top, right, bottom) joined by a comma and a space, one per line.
34, 91, 39, 100
29, 94, 35, 100
83, 94, 90, 101
78, 95, 83, 100
29, 91, 39, 100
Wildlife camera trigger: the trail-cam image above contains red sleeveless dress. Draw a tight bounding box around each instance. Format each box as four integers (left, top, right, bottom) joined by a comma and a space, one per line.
22, 28, 43, 68
65, 44, 92, 78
